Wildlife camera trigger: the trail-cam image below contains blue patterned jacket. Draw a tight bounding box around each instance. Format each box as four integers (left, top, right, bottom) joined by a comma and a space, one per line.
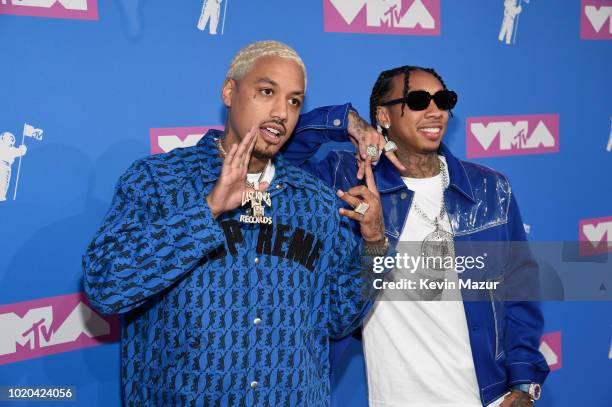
83, 131, 375, 406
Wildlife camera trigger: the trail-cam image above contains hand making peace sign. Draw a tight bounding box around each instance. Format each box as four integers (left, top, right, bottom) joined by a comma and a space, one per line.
336, 156, 385, 242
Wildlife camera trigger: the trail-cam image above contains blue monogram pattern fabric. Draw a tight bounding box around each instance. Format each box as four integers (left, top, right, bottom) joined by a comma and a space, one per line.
83, 130, 374, 406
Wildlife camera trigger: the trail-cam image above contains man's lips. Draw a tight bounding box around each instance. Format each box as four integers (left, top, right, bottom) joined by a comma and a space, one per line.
417, 124, 443, 141
258, 123, 285, 145
259, 127, 281, 144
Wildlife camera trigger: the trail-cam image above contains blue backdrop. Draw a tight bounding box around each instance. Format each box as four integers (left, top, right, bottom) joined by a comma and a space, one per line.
1, 1, 611, 406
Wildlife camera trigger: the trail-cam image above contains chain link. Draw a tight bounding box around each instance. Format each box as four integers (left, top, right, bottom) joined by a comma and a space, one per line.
410, 157, 450, 228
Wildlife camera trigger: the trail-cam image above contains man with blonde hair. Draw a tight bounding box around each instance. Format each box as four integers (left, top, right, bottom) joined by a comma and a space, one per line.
83, 40, 388, 406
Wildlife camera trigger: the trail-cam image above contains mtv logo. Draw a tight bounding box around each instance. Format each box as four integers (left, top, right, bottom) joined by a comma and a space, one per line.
0, 293, 118, 365
581, 0, 612, 40
0, 0, 98, 20
466, 114, 560, 158
579, 216, 612, 256
150, 126, 223, 155
323, 0, 440, 36
539, 331, 562, 371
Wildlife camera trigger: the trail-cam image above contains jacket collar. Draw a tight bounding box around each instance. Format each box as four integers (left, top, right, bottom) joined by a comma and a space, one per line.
374, 143, 475, 202
196, 129, 317, 191
439, 143, 475, 202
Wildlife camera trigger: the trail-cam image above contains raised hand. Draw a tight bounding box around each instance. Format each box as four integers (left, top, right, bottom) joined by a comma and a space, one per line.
336, 157, 385, 242
347, 110, 405, 179
206, 127, 268, 218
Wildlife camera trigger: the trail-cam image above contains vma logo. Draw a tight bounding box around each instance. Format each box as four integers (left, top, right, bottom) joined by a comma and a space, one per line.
0, 0, 98, 20
323, 0, 440, 36
466, 114, 560, 158
581, 0, 612, 40
0, 293, 119, 365
579, 216, 612, 256
539, 331, 562, 371
150, 126, 223, 155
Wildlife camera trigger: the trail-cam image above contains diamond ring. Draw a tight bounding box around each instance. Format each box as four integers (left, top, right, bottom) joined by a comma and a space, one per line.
366, 144, 379, 158
383, 139, 397, 153
354, 201, 370, 215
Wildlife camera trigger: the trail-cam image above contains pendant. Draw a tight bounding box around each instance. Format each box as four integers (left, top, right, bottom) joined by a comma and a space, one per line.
240, 189, 272, 224
421, 219, 454, 271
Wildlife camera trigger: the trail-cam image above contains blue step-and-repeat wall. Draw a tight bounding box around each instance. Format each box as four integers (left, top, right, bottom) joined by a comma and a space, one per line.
1, 1, 611, 406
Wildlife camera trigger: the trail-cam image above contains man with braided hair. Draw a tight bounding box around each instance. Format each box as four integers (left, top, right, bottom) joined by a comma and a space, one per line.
282, 66, 549, 406
83, 40, 388, 406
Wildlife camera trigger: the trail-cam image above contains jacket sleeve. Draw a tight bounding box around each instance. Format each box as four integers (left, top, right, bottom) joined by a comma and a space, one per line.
328, 204, 382, 340
282, 103, 353, 168
82, 159, 226, 315
503, 190, 550, 385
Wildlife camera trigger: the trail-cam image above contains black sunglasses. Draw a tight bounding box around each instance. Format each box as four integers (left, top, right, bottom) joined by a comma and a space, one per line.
379, 90, 458, 111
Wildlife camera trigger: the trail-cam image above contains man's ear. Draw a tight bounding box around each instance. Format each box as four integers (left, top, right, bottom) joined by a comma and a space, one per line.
221, 78, 235, 108
376, 106, 390, 128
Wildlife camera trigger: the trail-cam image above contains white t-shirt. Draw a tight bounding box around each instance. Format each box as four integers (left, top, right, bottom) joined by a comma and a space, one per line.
246, 161, 275, 187
362, 156, 484, 407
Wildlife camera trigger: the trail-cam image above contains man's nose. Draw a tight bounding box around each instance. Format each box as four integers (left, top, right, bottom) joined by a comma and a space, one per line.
424, 99, 443, 118
270, 97, 288, 121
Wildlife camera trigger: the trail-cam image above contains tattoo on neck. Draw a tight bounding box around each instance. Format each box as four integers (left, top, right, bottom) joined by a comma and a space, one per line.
397, 151, 440, 178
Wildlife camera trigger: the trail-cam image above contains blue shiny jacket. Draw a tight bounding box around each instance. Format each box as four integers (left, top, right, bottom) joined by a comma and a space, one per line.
284, 104, 550, 406
83, 132, 376, 406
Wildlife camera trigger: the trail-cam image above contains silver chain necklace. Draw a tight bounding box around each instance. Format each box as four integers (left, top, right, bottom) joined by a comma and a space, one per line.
410, 157, 455, 270
411, 158, 449, 227
245, 160, 270, 189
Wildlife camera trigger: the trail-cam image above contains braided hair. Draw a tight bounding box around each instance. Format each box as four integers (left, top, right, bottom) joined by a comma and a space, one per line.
369, 66, 451, 138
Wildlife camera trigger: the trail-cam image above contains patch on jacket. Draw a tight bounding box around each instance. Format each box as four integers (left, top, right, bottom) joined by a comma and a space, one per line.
217, 219, 323, 271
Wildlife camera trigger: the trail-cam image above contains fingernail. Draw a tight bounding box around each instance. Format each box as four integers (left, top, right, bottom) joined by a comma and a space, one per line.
336, 189, 344, 196
339, 208, 344, 214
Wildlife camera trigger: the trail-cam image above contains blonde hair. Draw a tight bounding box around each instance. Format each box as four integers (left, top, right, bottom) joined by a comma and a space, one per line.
226, 40, 307, 90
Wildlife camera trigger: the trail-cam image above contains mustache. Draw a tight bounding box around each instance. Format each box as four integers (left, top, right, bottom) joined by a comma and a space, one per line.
259, 120, 286, 135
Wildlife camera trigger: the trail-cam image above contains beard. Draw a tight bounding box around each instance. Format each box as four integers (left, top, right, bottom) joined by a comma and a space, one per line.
252, 135, 286, 160
252, 145, 275, 160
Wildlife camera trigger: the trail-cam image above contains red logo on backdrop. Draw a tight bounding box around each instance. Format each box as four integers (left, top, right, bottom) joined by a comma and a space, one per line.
323, 0, 440, 36
0, 0, 98, 20
580, 0, 612, 40
579, 216, 612, 256
466, 114, 560, 158
150, 126, 223, 155
539, 331, 562, 371
0, 293, 118, 365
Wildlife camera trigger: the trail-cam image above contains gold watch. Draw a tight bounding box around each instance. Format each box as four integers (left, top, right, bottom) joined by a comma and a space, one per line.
363, 236, 389, 256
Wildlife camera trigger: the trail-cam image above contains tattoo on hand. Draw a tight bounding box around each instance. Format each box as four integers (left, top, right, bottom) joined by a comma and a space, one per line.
348, 111, 368, 134
510, 394, 533, 407
374, 215, 384, 238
